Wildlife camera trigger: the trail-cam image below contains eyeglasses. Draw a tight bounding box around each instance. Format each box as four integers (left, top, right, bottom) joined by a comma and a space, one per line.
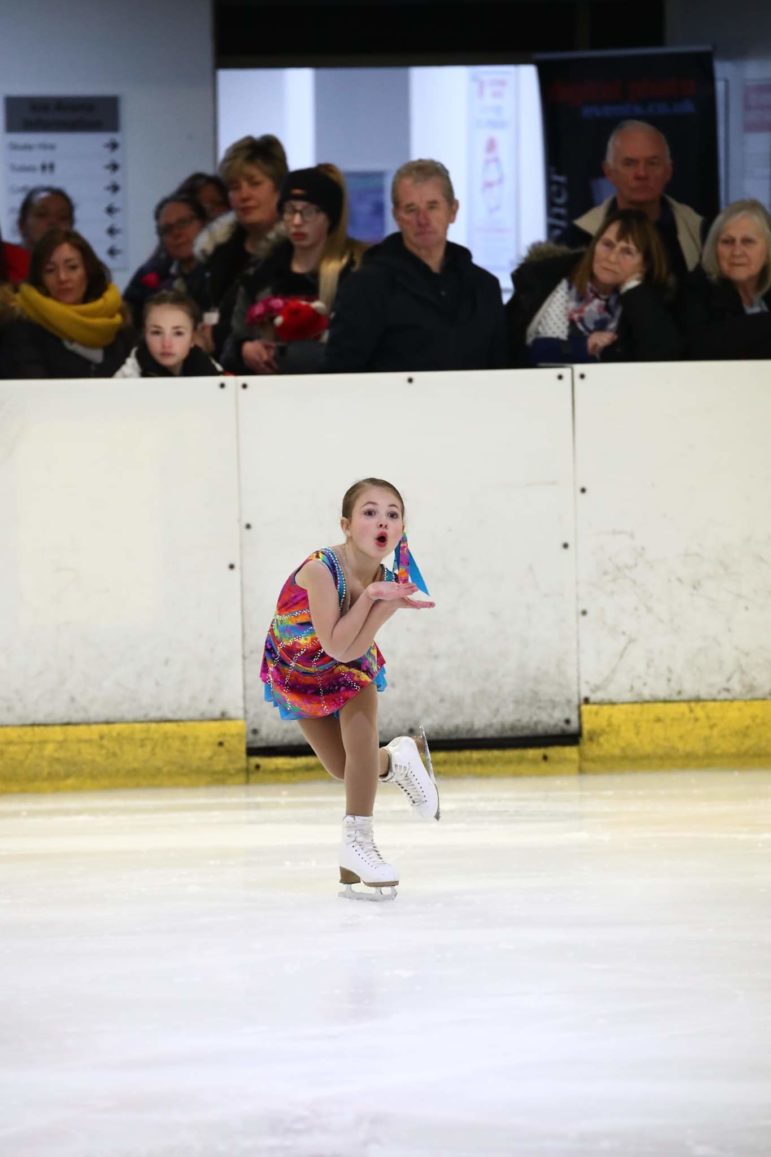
157, 215, 199, 238
281, 203, 322, 223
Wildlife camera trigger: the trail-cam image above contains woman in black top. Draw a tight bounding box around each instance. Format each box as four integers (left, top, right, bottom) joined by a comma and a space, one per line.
680, 199, 771, 360
222, 165, 366, 375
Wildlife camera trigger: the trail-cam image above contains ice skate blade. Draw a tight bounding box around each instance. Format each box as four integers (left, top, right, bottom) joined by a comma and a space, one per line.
338, 883, 397, 902
415, 724, 441, 820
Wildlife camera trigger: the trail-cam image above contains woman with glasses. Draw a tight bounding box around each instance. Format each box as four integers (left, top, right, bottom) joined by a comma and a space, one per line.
507, 209, 681, 366
123, 194, 208, 328
222, 164, 366, 375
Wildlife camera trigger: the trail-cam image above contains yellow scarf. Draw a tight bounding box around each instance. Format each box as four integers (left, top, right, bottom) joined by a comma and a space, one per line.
17, 282, 124, 348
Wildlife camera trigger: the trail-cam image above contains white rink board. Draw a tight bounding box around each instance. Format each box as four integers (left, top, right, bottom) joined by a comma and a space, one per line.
574, 361, 771, 703
0, 378, 244, 725
238, 369, 579, 746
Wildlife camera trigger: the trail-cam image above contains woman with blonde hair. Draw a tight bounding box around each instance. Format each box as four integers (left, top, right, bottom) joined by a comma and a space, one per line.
194, 134, 288, 351
680, 198, 771, 360
222, 163, 366, 374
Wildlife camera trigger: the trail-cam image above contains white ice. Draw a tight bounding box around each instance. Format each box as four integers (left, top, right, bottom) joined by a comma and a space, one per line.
1, 771, 769, 1157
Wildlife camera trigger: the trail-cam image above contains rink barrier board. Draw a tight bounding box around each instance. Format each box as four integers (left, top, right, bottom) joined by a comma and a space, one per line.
0, 721, 247, 793
3, 701, 771, 793
247, 745, 580, 784
580, 700, 771, 772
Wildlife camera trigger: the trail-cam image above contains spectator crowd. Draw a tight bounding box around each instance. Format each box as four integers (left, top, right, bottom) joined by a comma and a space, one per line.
1, 118, 770, 380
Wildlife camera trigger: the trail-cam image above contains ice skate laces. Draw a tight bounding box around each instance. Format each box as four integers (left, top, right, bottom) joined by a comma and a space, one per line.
352, 827, 387, 868
393, 762, 425, 804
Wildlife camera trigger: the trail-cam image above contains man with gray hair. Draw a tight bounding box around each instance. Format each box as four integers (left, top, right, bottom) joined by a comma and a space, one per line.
559, 120, 705, 278
324, 159, 506, 373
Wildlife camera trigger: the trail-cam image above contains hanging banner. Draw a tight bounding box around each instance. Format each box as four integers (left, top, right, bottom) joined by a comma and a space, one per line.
4, 96, 127, 271
535, 49, 719, 241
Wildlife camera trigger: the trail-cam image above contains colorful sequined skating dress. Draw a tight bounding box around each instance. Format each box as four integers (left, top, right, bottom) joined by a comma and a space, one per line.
261, 548, 392, 720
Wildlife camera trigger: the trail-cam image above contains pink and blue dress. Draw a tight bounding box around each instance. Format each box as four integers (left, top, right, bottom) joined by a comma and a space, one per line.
261, 548, 391, 720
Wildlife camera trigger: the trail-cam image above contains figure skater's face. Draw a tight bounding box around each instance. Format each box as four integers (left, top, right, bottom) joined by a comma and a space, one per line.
144, 304, 196, 374
342, 486, 404, 559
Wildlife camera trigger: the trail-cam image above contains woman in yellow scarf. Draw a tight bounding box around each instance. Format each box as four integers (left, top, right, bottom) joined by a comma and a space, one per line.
5, 229, 134, 378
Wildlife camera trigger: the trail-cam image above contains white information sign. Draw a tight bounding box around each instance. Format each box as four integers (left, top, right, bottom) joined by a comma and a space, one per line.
4, 96, 127, 271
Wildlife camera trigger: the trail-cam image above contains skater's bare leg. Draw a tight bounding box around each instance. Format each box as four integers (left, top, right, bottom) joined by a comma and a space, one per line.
339, 684, 381, 816
299, 713, 389, 785
298, 716, 346, 780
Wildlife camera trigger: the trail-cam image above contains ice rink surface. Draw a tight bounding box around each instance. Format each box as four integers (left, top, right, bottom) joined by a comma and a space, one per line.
1, 770, 769, 1157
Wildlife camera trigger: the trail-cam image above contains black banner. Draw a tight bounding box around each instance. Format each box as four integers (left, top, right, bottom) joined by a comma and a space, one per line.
536, 49, 719, 240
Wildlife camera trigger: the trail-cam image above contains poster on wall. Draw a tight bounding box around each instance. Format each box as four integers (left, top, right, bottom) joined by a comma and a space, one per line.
468, 67, 519, 286
535, 50, 719, 241
4, 96, 127, 271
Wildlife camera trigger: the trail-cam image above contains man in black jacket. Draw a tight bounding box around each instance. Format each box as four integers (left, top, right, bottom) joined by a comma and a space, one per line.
324, 160, 507, 373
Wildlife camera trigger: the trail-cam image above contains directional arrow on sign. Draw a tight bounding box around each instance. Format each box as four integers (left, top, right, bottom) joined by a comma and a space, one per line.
104, 182, 120, 194
103, 139, 120, 152
104, 203, 121, 216
106, 246, 123, 258
106, 224, 122, 237
104, 161, 120, 173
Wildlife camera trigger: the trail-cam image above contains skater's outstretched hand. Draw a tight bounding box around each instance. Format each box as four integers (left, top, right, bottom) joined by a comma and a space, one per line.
367, 581, 435, 610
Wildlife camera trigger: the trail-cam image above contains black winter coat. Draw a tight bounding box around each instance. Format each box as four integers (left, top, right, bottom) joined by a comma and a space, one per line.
4, 319, 135, 379
221, 239, 324, 375
324, 233, 507, 373
506, 250, 682, 367
678, 268, 771, 360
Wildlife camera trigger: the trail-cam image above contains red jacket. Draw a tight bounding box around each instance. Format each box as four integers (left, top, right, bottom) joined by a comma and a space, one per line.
2, 242, 30, 285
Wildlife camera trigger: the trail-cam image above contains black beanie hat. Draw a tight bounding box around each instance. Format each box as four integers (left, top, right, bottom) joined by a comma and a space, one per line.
278, 168, 344, 230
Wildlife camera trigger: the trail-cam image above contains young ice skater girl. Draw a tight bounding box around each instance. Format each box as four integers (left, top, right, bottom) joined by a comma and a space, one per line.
261, 478, 439, 899
114, 290, 222, 377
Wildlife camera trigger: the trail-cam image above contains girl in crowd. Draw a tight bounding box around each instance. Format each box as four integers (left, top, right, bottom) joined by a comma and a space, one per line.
261, 478, 439, 899
17, 186, 75, 249
194, 134, 288, 349
507, 208, 682, 366
115, 290, 222, 377
123, 194, 208, 328
680, 198, 771, 360
223, 164, 366, 374
5, 229, 133, 378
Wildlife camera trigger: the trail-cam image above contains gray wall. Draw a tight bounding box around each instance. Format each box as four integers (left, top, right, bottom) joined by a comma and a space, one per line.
0, 0, 215, 283
314, 68, 409, 172
668, 0, 771, 204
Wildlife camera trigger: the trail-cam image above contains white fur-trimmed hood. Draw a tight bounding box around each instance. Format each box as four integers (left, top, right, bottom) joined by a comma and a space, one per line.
193, 213, 287, 263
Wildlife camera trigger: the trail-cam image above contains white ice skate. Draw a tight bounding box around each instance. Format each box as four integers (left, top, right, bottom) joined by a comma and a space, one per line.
339, 815, 398, 901
383, 728, 440, 820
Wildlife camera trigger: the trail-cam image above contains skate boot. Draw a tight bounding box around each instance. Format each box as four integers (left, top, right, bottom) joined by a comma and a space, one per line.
383, 731, 440, 820
339, 815, 398, 901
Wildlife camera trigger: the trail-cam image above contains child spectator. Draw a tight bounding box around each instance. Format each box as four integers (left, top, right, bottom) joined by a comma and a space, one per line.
114, 290, 222, 377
